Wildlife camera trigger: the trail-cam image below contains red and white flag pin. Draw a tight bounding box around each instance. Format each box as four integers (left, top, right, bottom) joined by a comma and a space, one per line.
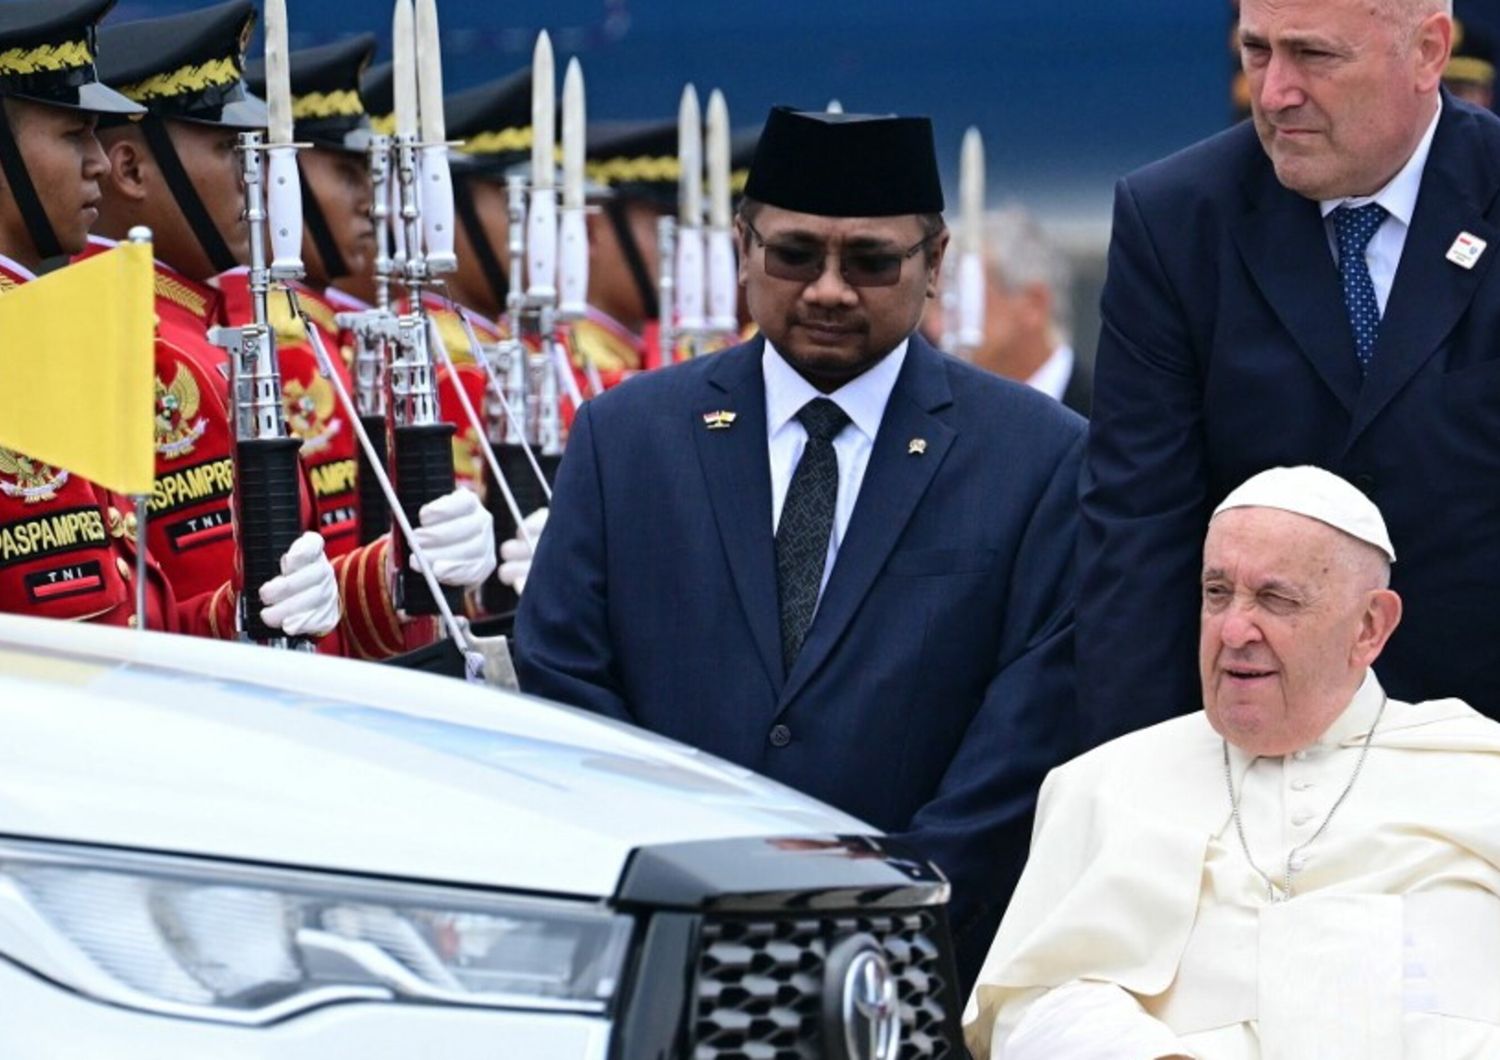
1447, 231, 1487, 270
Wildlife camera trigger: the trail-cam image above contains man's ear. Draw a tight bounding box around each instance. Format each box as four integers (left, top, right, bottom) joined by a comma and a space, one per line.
925, 229, 950, 300
734, 216, 750, 284
102, 130, 150, 203
1352, 588, 1403, 668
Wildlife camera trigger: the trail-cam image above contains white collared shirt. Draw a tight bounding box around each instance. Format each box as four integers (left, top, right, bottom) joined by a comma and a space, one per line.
1027, 344, 1075, 403
1319, 99, 1442, 315
764, 337, 908, 599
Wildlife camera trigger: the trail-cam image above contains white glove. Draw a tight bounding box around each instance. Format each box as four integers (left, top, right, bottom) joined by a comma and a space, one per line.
408, 487, 498, 589
498, 506, 549, 595
258, 531, 340, 637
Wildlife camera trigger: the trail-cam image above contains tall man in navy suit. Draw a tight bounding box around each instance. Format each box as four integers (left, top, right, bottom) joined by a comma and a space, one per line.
1080, 0, 1500, 743
515, 107, 1085, 989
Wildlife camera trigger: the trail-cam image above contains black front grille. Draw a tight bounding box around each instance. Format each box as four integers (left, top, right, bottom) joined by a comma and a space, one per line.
691, 910, 955, 1060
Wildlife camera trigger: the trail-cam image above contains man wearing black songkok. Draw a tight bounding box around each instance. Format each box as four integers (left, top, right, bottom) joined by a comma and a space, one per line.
515, 106, 1084, 997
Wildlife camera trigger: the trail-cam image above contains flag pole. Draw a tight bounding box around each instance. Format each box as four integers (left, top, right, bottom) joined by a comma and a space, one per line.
127, 225, 154, 630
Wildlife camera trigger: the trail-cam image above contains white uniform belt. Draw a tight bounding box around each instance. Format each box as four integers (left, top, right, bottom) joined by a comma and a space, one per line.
1147, 889, 1500, 1041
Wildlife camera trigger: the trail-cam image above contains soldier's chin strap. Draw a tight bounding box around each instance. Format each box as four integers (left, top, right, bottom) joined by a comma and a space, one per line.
604, 197, 659, 323
299, 164, 348, 281
452, 176, 508, 312
0, 103, 63, 261
140, 116, 239, 275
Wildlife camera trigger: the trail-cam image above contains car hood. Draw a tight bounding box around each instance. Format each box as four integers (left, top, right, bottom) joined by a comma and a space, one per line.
0, 616, 869, 898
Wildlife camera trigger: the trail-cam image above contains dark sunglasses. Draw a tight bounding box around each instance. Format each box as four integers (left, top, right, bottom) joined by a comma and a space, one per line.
743, 219, 937, 288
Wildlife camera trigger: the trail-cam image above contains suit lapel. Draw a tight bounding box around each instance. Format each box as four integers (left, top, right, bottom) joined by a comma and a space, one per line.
1231, 166, 1364, 414
1346, 102, 1500, 448
778, 337, 956, 710
693, 339, 784, 691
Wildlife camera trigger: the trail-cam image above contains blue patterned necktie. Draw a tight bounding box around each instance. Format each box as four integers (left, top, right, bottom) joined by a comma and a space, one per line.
1331, 202, 1389, 372
775, 397, 850, 673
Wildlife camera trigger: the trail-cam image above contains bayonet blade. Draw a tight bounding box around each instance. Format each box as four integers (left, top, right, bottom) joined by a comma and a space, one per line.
961, 127, 985, 256
393, 0, 418, 139
706, 89, 729, 229
416, 0, 446, 143
678, 84, 702, 226
264, 0, 293, 144
562, 58, 585, 210
531, 31, 555, 191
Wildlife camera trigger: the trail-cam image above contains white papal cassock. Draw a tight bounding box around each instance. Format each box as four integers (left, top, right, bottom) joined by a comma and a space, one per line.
964, 672, 1500, 1059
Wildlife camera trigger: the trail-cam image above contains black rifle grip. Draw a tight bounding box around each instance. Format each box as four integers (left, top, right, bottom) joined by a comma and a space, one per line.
236, 436, 306, 642
481, 444, 562, 615
394, 421, 464, 615
357, 413, 392, 545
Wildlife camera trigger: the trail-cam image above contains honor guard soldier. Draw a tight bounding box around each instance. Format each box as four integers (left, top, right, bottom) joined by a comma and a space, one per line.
1446, 15, 1495, 110
432, 68, 530, 498
86, 0, 344, 644
0, 0, 220, 633
581, 119, 679, 373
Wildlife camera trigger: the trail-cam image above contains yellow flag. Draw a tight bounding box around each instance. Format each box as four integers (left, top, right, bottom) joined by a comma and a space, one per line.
0, 243, 155, 496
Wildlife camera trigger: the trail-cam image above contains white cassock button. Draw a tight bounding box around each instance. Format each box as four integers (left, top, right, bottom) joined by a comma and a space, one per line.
1291, 779, 1313, 792
1292, 749, 1309, 762
1291, 813, 1313, 826
1288, 854, 1307, 872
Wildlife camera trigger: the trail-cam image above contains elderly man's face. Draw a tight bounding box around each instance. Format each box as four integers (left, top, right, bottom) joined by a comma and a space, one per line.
1199, 507, 1401, 756
1239, 0, 1451, 199
738, 204, 945, 391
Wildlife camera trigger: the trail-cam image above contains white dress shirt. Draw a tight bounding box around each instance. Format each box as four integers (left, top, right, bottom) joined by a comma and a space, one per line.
1319, 99, 1441, 315
1026, 344, 1075, 403
763, 338, 908, 599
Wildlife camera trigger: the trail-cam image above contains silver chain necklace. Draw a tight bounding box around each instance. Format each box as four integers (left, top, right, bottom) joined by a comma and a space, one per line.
1222, 695, 1388, 903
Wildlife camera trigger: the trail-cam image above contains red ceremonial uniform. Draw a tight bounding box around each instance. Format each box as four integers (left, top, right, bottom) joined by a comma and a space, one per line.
0, 255, 231, 635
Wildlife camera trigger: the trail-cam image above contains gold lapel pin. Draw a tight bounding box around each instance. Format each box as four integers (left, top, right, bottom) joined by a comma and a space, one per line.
703, 410, 738, 430
908, 437, 928, 456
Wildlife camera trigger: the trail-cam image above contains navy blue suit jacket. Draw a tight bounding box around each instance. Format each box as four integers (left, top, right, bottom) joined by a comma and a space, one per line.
1080, 93, 1500, 744
515, 333, 1084, 986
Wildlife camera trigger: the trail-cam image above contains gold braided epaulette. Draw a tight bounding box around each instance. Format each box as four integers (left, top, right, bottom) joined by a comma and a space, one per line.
370, 113, 395, 135
293, 89, 364, 121
154, 272, 208, 319
586, 155, 680, 186
120, 57, 239, 102
0, 40, 91, 76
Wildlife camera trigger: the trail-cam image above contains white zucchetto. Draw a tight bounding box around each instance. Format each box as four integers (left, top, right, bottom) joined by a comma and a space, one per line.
1212, 466, 1396, 562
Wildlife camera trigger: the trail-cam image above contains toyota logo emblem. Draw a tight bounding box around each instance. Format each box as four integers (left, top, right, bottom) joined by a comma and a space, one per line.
822, 935, 902, 1060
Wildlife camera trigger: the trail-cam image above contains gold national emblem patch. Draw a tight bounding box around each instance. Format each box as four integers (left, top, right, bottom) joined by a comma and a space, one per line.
155, 363, 208, 460
0, 447, 69, 504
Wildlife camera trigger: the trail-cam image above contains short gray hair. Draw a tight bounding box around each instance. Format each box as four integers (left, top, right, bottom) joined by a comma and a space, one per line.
1376, 0, 1451, 38
983, 205, 1073, 345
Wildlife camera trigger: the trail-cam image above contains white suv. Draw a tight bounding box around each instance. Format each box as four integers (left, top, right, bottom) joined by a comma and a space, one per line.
0, 615, 961, 1058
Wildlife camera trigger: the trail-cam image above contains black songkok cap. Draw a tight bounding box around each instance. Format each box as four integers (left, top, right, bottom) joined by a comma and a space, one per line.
445, 67, 532, 181
96, 0, 266, 128
0, 0, 140, 115
246, 34, 375, 153
584, 118, 678, 210
744, 106, 944, 217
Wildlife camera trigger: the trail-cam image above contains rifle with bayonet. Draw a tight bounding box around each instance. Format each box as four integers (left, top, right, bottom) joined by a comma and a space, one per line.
206, 0, 309, 649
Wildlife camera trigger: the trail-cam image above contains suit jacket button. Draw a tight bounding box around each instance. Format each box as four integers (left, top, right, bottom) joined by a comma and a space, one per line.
768, 724, 792, 748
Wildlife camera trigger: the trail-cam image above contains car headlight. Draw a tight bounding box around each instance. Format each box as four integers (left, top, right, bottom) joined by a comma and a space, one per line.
0, 838, 633, 1025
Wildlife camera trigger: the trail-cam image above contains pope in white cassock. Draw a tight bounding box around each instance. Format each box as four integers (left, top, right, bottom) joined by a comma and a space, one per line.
965, 465, 1500, 1059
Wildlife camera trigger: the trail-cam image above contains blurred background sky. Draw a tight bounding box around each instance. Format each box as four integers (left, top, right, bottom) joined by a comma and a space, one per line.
108, 0, 1500, 361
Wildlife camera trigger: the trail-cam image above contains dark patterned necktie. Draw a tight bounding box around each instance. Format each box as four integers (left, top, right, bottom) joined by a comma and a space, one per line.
1331, 202, 1389, 371
775, 397, 850, 673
